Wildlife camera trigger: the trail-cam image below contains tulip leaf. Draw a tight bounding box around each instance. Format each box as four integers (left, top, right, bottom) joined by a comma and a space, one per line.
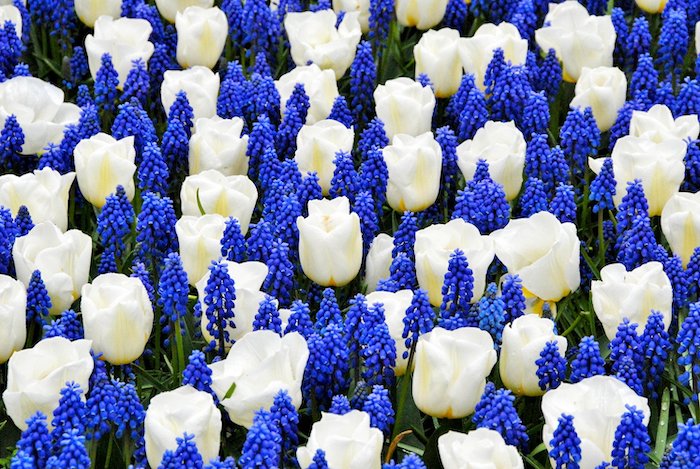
196, 188, 206, 216
224, 382, 236, 400
421, 425, 451, 469
651, 387, 671, 463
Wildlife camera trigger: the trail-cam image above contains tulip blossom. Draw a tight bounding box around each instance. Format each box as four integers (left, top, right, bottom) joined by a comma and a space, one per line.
439, 429, 524, 469
363, 233, 394, 293
155, 0, 214, 23
413, 28, 463, 98
570, 66, 627, 132
636, 0, 667, 13
161, 66, 220, 120
332, 0, 369, 32
188, 117, 249, 176
662, 191, 700, 267
0, 275, 26, 364
629, 104, 700, 144
366, 289, 413, 375
0, 4, 22, 37
74, 0, 122, 27
276, 64, 339, 124
374, 77, 435, 139
175, 214, 227, 285
395, 0, 447, 30
176, 6, 228, 69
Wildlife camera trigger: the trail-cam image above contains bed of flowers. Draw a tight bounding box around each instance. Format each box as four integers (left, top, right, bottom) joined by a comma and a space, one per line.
2, 0, 700, 467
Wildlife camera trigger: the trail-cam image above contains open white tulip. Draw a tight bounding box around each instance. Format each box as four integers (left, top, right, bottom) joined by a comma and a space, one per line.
374, 77, 435, 139
156, 0, 214, 23
162, 66, 220, 120
395, 0, 447, 30
276, 64, 339, 124
363, 233, 394, 293
176, 214, 227, 285
570, 66, 627, 132
0, 275, 26, 364
662, 191, 700, 267
75, 0, 122, 27
332, 0, 370, 32
176, 6, 228, 69
414, 28, 463, 98
439, 429, 524, 469
629, 104, 700, 144
366, 289, 413, 375
189, 117, 249, 176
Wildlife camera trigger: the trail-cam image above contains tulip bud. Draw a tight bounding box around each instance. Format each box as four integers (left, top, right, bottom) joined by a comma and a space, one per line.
13, 222, 92, 314
0, 275, 26, 364
161, 66, 220, 120
570, 66, 627, 132
145, 385, 222, 468
180, 170, 258, 233
294, 119, 355, 195
297, 197, 363, 287
81, 273, 154, 365
155, 0, 214, 23
366, 290, 412, 375
74, 133, 136, 209
500, 315, 567, 396
176, 6, 228, 69
176, 214, 227, 285
395, 0, 447, 30
414, 28, 463, 98
414, 219, 495, 306
439, 429, 524, 469
629, 104, 700, 144
535, 1, 615, 82
413, 327, 496, 418
74, 0, 122, 27
332, 0, 369, 32
0, 77, 81, 155
635, 0, 667, 13
0, 168, 75, 231
85, 16, 154, 89
542, 376, 650, 469
459, 22, 528, 90
276, 64, 339, 124
297, 410, 383, 469
0, 5, 22, 37
374, 77, 435, 139
285, 10, 362, 80
210, 330, 309, 428
363, 233, 394, 293
189, 117, 249, 176
456, 120, 526, 201
662, 192, 700, 267
2, 337, 93, 430
492, 211, 580, 303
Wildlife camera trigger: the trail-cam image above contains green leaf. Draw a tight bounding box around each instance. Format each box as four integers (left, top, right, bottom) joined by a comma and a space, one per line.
224, 382, 236, 400
196, 188, 206, 216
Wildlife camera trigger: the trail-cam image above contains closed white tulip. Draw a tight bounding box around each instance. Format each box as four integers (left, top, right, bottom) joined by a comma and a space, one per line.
459, 22, 528, 90
75, 0, 121, 27
2, 337, 93, 430
363, 233, 394, 293
13, 222, 92, 314
500, 315, 567, 396
439, 429, 524, 469
492, 211, 580, 303
297, 410, 383, 469
189, 117, 249, 176
570, 66, 627, 132
332, 0, 370, 32
415, 219, 495, 306
294, 119, 355, 194
85, 16, 154, 89
592, 262, 672, 340
0, 275, 26, 364
81, 273, 154, 365
196, 261, 270, 345
74, 133, 136, 209
414, 28, 463, 98
662, 191, 700, 267
697, 21, 700, 55
297, 197, 363, 287
175, 214, 227, 285
395, 0, 447, 30
285, 10, 362, 79
276, 64, 339, 124
413, 327, 496, 418
156, 0, 214, 23
162, 66, 220, 120
176, 6, 228, 69
384, 132, 442, 212
0, 168, 74, 231
144, 385, 221, 468
629, 104, 700, 144
535, 1, 615, 82
366, 289, 413, 375
0, 77, 81, 155
636, 0, 667, 13
456, 121, 526, 200
0, 5, 22, 37
180, 170, 258, 233
542, 376, 650, 469
374, 77, 435, 139
210, 330, 309, 428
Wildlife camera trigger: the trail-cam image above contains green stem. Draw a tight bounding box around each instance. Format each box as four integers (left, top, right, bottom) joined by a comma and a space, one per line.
174, 320, 186, 378
391, 342, 416, 440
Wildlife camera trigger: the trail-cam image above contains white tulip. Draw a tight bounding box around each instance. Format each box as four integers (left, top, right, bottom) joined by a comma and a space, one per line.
415, 219, 494, 306
161, 66, 220, 120
13, 222, 92, 314
629, 104, 700, 144
156, 0, 214, 22
297, 410, 383, 469
697, 21, 700, 56
0, 5, 22, 37
0, 275, 26, 364
535, 1, 615, 82
459, 22, 528, 90
414, 28, 463, 98
363, 233, 394, 293
366, 290, 413, 375
81, 273, 153, 365
210, 330, 309, 428
0, 168, 74, 231
175, 214, 227, 285
374, 77, 435, 139
189, 117, 249, 176
332, 0, 370, 32
176, 6, 228, 69
276, 64, 339, 124
294, 119, 355, 194
180, 170, 258, 233
456, 121, 526, 200
395, 0, 447, 30
85, 16, 154, 89
0, 77, 80, 155
500, 315, 567, 396
439, 429, 524, 469
285, 10, 362, 80
662, 191, 700, 267
413, 327, 496, 418
635, 0, 667, 13
73, 133, 136, 209
2, 337, 93, 430
542, 376, 650, 469
297, 197, 363, 287
75, 0, 122, 27
570, 66, 627, 132
144, 386, 221, 468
